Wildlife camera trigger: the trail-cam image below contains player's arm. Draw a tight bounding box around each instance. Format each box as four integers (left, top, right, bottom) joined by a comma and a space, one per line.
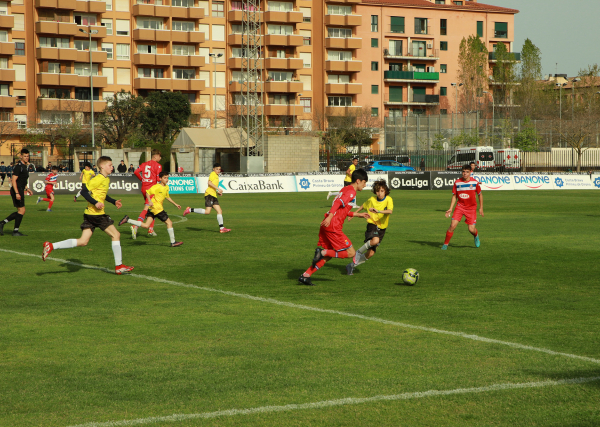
478, 192, 484, 217
105, 194, 123, 209
134, 166, 143, 181
369, 208, 393, 214
80, 184, 104, 209
207, 178, 223, 195
79, 172, 84, 180
166, 196, 181, 210
445, 194, 457, 218
349, 210, 370, 219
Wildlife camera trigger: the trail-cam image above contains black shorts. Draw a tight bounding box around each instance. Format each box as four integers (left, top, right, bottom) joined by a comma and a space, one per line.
80, 214, 114, 232
343, 181, 352, 187
364, 223, 386, 253
10, 187, 25, 208
147, 210, 169, 222
205, 195, 220, 207
0, 173, 5, 180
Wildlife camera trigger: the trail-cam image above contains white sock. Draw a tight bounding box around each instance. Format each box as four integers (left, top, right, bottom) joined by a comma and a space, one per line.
217, 214, 224, 228
128, 219, 142, 227
111, 241, 122, 266
358, 241, 372, 254
192, 208, 206, 214
167, 227, 175, 244
353, 251, 367, 266
53, 238, 78, 249
75, 190, 81, 198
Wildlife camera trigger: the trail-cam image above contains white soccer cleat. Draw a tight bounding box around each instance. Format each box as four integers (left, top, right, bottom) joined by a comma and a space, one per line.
326, 192, 334, 200
36, 197, 42, 205
131, 225, 137, 240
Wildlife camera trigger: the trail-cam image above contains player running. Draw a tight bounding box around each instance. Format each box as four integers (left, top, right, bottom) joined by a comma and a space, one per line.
298, 168, 370, 286
37, 165, 58, 211
346, 179, 393, 275
42, 156, 133, 275
182, 162, 231, 233
132, 149, 162, 239
327, 157, 359, 207
442, 163, 484, 250
119, 172, 183, 247
74, 162, 96, 202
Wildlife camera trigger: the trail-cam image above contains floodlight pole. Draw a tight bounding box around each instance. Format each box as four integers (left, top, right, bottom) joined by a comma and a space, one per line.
79, 27, 98, 150
209, 53, 223, 128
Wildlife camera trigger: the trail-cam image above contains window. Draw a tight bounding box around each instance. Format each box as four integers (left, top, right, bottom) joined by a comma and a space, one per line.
75, 87, 100, 100
173, 20, 194, 31
327, 28, 352, 38
74, 14, 97, 26
174, 68, 195, 79
435, 0, 445, 4
268, 24, 293, 35
389, 86, 402, 102
138, 68, 163, 78
103, 91, 114, 101
371, 38, 378, 47
440, 41, 448, 51
137, 44, 157, 54
414, 18, 427, 34
440, 109, 447, 114
75, 40, 98, 51
440, 87, 447, 96
389, 63, 402, 71
328, 96, 352, 107
39, 37, 69, 48
173, 44, 195, 55
116, 44, 130, 60
212, 25, 225, 41
440, 19, 447, 35
299, 52, 311, 67
13, 14, 24, 31
103, 67, 113, 84
327, 74, 349, 83
137, 17, 163, 29
268, 71, 292, 81
327, 50, 350, 61
440, 64, 447, 73
477, 21, 483, 37
115, 0, 129, 10
14, 90, 26, 106
102, 43, 113, 59
328, 5, 351, 15
40, 111, 72, 124
390, 16, 404, 33
495, 22, 507, 38
101, 19, 113, 35
0, 2, 7, 15
40, 88, 70, 99
388, 40, 402, 56
74, 63, 99, 76
232, 70, 259, 82
300, 7, 311, 22
47, 62, 61, 73
371, 107, 378, 117
371, 15, 378, 32
371, 61, 378, 71
172, 0, 193, 6
0, 31, 6, 42
212, 1, 224, 17
115, 19, 129, 36
300, 30, 311, 45
105, 0, 112, 10
269, 94, 290, 105
371, 85, 378, 94
14, 40, 25, 56
300, 98, 311, 113
299, 75, 311, 90
454, 1, 462, 5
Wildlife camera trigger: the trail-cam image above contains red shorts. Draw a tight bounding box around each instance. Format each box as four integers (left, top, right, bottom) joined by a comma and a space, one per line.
318, 226, 352, 252
452, 206, 477, 225
45, 187, 54, 198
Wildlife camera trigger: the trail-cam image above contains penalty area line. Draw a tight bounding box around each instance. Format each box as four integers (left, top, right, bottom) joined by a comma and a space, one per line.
2, 248, 600, 367
66, 376, 600, 427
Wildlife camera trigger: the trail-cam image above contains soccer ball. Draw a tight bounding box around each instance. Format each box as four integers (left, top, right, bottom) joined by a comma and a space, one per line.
402, 268, 419, 286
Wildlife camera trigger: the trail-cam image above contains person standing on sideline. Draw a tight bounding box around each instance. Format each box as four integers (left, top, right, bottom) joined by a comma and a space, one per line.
117, 160, 127, 173
0, 149, 33, 236
6, 162, 13, 187
470, 161, 476, 173
0, 161, 6, 186
132, 149, 162, 238
442, 164, 484, 250
128, 164, 135, 173
327, 157, 359, 206
420, 158, 426, 171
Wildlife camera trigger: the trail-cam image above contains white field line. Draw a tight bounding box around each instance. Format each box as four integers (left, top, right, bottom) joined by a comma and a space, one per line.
66, 376, 600, 427
2, 247, 600, 366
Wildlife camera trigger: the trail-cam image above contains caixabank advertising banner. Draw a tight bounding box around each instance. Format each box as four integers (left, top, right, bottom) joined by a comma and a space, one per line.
552, 175, 597, 190
29, 173, 141, 195
512, 174, 554, 190
429, 172, 461, 190
471, 173, 515, 190
388, 171, 430, 190
218, 175, 298, 193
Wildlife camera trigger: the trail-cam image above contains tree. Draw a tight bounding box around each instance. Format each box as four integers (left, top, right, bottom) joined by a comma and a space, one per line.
457, 35, 488, 113
450, 130, 479, 148
514, 117, 542, 151
0, 112, 16, 150
98, 90, 145, 149
141, 91, 191, 145
491, 42, 518, 116
323, 107, 381, 159
514, 39, 546, 120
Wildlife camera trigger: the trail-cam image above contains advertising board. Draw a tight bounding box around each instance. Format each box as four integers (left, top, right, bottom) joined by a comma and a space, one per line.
29, 173, 141, 195
552, 175, 596, 190
388, 172, 430, 190
295, 174, 346, 193
471, 173, 515, 190
167, 176, 198, 194
512, 174, 554, 190
429, 172, 461, 190
218, 175, 298, 193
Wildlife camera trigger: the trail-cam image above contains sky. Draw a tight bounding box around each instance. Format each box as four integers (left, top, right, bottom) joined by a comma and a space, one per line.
486, 0, 600, 78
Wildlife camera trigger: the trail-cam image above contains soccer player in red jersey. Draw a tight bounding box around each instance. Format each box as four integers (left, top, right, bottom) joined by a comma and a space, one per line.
442, 163, 484, 250
132, 149, 162, 239
298, 168, 370, 286
37, 165, 58, 212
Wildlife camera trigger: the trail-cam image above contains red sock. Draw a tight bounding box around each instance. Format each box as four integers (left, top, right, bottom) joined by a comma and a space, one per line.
303, 259, 327, 277
471, 230, 478, 237
444, 231, 454, 245
137, 209, 148, 222
48, 201, 54, 209
148, 219, 155, 232
322, 249, 349, 259
42, 198, 51, 202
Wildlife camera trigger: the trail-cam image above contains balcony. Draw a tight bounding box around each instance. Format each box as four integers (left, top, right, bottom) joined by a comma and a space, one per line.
74, 0, 106, 13
37, 97, 106, 112
228, 57, 263, 69
133, 53, 170, 66
325, 105, 362, 116
488, 52, 521, 62
325, 83, 362, 95
171, 6, 204, 19
134, 78, 172, 90
324, 37, 362, 49
190, 103, 205, 115
171, 31, 204, 43
74, 75, 108, 88
325, 60, 361, 72
324, 14, 362, 26
264, 81, 303, 93
36, 47, 78, 61
383, 71, 439, 82
0, 15, 13, 28
384, 48, 439, 61
0, 42, 14, 55
35, 21, 79, 36
174, 79, 204, 91
264, 104, 303, 115
229, 81, 263, 92
76, 25, 106, 37
133, 28, 171, 42
264, 34, 303, 46
0, 69, 16, 82
327, 0, 360, 3
37, 72, 78, 86
0, 96, 16, 109
132, 4, 170, 17
171, 55, 204, 67
264, 57, 303, 69
35, 0, 77, 9
76, 50, 108, 63
384, 93, 439, 105
264, 11, 302, 24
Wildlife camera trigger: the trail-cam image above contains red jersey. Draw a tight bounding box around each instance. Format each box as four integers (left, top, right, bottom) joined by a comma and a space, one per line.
452, 177, 481, 209
134, 160, 162, 189
45, 172, 58, 190
324, 185, 356, 232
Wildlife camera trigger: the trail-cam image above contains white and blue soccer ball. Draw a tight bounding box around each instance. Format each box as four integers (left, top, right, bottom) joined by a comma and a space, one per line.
402, 268, 419, 286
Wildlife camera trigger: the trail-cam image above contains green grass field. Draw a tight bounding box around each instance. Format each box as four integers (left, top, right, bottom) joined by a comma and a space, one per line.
1, 189, 599, 427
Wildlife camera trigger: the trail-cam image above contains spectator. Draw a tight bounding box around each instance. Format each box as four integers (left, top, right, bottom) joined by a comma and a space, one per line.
420, 158, 425, 172
92, 165, 98, 174
117, 160, 127, 173
0, 161, 5, 186
128, 164, 135, 173
28, 163, 36, 172
46, 162, 52, 172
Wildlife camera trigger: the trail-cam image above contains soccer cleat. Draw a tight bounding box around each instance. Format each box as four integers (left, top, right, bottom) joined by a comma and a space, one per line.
441, 244, 448, 250
298, 275, 315, 286
474, 235, 481, 248
118, 215, 130, 226
183, 207, 192, 217
346, 263, 355, 276
0, 221, 4, 236
47, 209, 52, 212
312, 247, 323, 268
131, 225, 137, 240
115, 264, 134, 275
149, 230, 158, 237
12, 231, 26, 236
170, 241, 183, 247
36, 197, 42, 205
73, 195, 77, 202
42, 241, 54, 261
220, 228, 231, 233
326, 192, 333, 200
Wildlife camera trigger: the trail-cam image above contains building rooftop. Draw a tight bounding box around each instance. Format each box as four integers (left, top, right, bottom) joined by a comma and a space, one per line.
360, 0, 519, 14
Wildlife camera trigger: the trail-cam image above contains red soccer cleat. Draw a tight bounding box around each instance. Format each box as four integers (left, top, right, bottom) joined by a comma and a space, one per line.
183, 207, 191, 217
170, 241, 183, 247
220, 228, 231, 233
115, 264, 134, 275
42, 241, 53, 261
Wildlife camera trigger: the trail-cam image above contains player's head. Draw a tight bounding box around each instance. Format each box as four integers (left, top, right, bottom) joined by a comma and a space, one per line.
51, 166, 58, 172
351, 168, 368, 191
20, 148, 30, 163
159, 171, 169, 184
372, 179, 390, 198
151, 149, 162, 161
97, 156, 113, 174
84, 162, 92, 170
462, 164, 472, 179
469, 161, 476, 171
352, 157, 358, 165
213, 162, 222, 174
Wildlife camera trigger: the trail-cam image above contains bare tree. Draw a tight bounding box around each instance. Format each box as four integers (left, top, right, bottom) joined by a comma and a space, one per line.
0, 110, 17, 150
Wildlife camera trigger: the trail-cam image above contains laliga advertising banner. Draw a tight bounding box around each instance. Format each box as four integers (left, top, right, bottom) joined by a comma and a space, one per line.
29, 173, 141, 195
512, 174, 554, 190
388, 171, 430, 190
430, 171, 461, 190
471, 173, 515, 190
295, 174, 346, 192
552, 175, 596, 190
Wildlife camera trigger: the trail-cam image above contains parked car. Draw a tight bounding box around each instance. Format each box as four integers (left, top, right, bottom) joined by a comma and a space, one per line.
319, 162, 341, 172
366, 161, 416, 172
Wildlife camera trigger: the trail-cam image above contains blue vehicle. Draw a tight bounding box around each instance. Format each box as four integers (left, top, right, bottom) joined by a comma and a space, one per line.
366, 160, 416, 172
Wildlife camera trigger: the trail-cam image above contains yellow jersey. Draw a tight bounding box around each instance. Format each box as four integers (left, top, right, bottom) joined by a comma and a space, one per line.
204, 171, 219, 197
82, 168, 96, 184
344, 164, 356, 182
146, 183, 170, 214
363, 195, 394, 229
84, 174, 110, 215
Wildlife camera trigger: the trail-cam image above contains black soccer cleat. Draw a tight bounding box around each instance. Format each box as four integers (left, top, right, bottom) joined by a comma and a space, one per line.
118, 215, 130, 226
298, 275, 315, 286
12, 231, 26, 236
0, 221, 4, 236
311, 247, 323, 268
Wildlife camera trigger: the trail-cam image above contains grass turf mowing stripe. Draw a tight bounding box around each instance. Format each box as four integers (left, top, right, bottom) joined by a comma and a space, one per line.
66, 376, 600, 427
3, 247, 600, 367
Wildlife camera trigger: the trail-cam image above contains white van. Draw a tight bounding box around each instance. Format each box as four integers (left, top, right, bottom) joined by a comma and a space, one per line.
494, 148, 521, 172
446, 146, 495, 172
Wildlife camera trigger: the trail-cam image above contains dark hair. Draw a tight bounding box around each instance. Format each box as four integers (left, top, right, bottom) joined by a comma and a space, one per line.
462, 164, 472, 171
159, 171, 169, 178
121, 160, 125, 162
372, 179, 390, 196
213, 162, 221, 168
51, 166, 59, 171
351, 168, 368, 183
469, 161, 476, 165
352, 157, 358, 161
20, 148, 29, 155
84, 162, 92, 168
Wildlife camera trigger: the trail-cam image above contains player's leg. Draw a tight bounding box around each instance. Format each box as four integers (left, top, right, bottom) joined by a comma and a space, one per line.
164, 217, 182, 247
327, 191, 339, 200
74, 189, 81, 201
104, 224, 133, 274
299, 229, 334, 285
213, 204, 230, 233
467, 222, 480, 247
184, 206, 209, 216
13, 206, 26, 236
442, 219, 460, 250
45, 192, 54, 211
43, 228, 93, 261
120, 214, 153, 229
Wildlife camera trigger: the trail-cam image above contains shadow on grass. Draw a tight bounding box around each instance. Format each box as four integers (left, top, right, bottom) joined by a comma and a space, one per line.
523, 369, 600, 390
287, 268, 335, 285
36, 258, 88, 275
184, 227, 220, 233
408, 240, 475, 249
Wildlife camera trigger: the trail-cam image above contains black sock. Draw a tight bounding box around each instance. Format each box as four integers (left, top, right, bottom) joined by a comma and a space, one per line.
14, 213, 23, 230
3, 212, 17, 223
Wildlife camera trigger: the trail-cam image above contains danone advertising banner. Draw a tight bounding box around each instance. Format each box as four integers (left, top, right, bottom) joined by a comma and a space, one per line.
552, 175, 596, 190
168, 176, 198, 194
512, 174, 554, 190
471, 173, 515, 191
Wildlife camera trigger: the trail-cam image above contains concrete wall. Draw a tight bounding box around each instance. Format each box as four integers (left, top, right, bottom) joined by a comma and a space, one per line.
264, 135, 320, 173
175, 152, 194, 172
102, 149, 125, 164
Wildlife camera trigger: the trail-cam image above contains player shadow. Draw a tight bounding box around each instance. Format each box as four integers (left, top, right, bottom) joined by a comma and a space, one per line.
521, 368, 600, 391
408, 240, 474, 249
184, 227, 220, 233
36, 259, 86, 275
288, 268, 334, 283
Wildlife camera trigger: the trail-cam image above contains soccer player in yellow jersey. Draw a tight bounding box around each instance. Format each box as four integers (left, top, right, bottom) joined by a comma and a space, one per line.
327, 157, 359, 207
74, 162, 96, 202
346, 179, 393, 275
43, 156, 134, 275
118, 172, 183, 247
183, 162, 231, 233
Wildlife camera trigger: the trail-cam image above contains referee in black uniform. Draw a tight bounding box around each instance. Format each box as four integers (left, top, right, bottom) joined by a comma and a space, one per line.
0, 148, 33, 236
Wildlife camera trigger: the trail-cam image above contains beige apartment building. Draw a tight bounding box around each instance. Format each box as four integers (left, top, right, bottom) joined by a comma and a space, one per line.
0, 0, 518, 157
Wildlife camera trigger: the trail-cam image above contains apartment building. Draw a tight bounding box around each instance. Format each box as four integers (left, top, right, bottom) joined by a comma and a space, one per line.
0, 0, 517, 157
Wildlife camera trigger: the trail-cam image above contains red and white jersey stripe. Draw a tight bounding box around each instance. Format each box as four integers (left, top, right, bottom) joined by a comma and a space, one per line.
452, 177, 481, 208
